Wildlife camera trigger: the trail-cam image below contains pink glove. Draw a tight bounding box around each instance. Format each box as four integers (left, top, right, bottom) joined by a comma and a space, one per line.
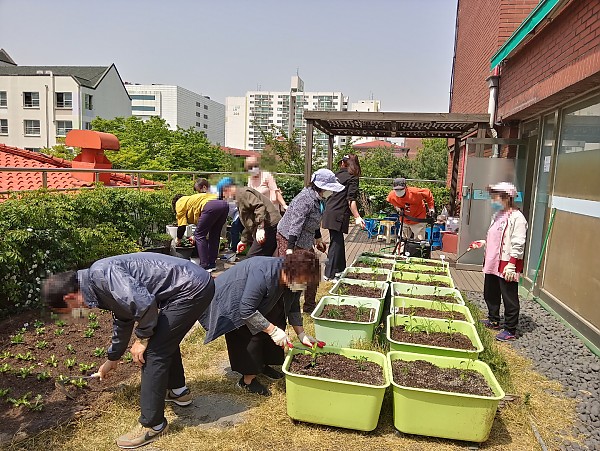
468, 240, 486, 250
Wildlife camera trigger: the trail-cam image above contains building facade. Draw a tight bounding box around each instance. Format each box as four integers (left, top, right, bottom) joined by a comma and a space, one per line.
125, 84, 225, 145
225, 76, 350, 158
450, 0, 600, 348
0, 64, 131, 150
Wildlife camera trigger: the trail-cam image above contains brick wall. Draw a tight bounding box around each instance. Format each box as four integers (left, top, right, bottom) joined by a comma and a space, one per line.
498, 0, 600, 120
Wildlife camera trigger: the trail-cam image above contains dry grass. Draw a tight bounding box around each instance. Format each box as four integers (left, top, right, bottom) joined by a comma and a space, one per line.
7, 284, 578, 451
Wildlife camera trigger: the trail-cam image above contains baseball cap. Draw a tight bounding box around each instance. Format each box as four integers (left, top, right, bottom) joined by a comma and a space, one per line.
393, 177, 407, 189
311, 169, 345, 192
488, 182, 517, 198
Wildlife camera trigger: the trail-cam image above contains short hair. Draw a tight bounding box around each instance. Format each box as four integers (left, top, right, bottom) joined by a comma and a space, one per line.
282, 249, 320, 284
194, 178, 210, 192
42, 271, 79, 309
172, 194, 184, 212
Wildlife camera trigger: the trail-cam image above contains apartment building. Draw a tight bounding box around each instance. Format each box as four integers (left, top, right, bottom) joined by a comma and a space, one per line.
0, 60, 131, 150
125, 84, 225, 145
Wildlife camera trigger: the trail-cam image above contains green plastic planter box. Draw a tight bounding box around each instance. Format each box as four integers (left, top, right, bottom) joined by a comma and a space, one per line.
386, 314, 483, 359
311, 296, 382, 347
394, 261, 451, 277
360, 251, 407, 261
329, 278, 389, 305
387, 351, 505, 443
282, 346, 390, 431
351, 256, 396, 269
341, 266, 392, 283
392, 282, 464, 305
407, 257, 449, 268
391, 270, 455, 289
390, 297, 475, 324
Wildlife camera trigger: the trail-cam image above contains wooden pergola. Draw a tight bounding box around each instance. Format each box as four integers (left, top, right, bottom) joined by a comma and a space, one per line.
303, 111, 490, 214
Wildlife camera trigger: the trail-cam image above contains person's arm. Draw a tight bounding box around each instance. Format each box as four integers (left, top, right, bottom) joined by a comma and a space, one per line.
175, 197, 189, 240
239, 270, 270, 335
107, 315, 135, 361
286, 193, 311, 250
275, 190, 288, 210
508, 214, 528, 262
422, 188, 435, 211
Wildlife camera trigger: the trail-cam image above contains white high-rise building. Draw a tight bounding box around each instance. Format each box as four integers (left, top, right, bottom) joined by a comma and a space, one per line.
225, 76, 349, 157
125, 84, 225, 145
0, 61, 131, 151
350, 99, 382, 144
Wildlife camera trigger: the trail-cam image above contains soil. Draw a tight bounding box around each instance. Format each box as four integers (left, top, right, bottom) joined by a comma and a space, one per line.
0, 309, 138, 442
405, 293, 460, 303
354, 261, 394, 270
289, 352, 384, 386
392, 277, 451, 287
344, 272, 388, 282
394, 306, 467, 322
396, 265, 447, 275
390, 325, 476, 351
391, 359, 493, 396
318, 304, 376, 322
413, 261, 446, 268
334, 283, 383, 298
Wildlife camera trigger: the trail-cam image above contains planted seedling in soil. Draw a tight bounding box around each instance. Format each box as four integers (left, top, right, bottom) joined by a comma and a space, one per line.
319, 304, 375, 322
1, 351, 12, 359
35, 326, 46, 336
37, 371, 51, 381
15, 351, 35, 361
66, 344, 75, 354
79, 363, 95, 374
70, 378, 89, 389
93, 347, 106, 357
397, 306, 467, 322
290, 352, 384, 385
0, 363, 12, 374
16, 366, 35, 379
83, 328, 95, 338
64, 358, 77, 369
87, 313, 98, 321
10, 332, 25, 345
54, 319, 67, 327
33, 320, 44, 329
345, 272, 387, 282
46, 355, 58, 367
54, 328, 64, 336
36, 340, 49, 349
0, 388, 9, 397
88, 320, 100, 330
8, 392, 33, 408
335, 282, 382, 298
122, 352, 133, 364
390, 322, 476, 351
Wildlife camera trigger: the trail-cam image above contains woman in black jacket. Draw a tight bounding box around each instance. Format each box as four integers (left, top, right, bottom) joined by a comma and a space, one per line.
322, 154, 366, 280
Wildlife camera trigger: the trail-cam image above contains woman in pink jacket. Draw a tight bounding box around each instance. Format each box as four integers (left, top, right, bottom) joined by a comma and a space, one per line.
470, 182, 528, 342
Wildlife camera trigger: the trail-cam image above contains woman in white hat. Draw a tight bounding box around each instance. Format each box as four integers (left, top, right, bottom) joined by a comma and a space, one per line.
470, 182, 528, 341
276, 168, 345, 313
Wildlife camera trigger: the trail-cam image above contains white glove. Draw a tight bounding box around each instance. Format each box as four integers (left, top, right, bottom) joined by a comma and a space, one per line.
269, 326, 291, 347
255, 227, 266, 244
297, 332, 317, 347
286, 248, 293, 255
503, 263, 519, 282
355, 217, 366, 229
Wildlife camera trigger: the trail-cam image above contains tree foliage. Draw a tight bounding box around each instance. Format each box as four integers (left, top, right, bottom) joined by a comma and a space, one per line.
412, 138, 449, 180
358, 146, 414, 179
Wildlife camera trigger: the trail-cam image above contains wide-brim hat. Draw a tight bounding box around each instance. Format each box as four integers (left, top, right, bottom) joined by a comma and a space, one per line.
311, 168, 345, 192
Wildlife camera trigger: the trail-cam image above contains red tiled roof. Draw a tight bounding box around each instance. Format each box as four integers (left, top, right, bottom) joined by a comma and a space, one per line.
353, 140, 400, 149
221, 146, 260, 158
0, 143, 157, 196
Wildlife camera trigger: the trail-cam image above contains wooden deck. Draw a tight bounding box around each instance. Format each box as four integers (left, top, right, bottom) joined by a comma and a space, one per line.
321, 226, 484, 293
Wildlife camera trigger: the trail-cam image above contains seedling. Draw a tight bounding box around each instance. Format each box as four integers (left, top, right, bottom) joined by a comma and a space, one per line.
56, 374, 70, 384
88, 320, 100, 330
66, 344, 75, 354
35, 326, 46, 336
54, 328, 64, 336
83, 328, 95, 338
54, 319, 66, 327
0, 363, 11, 374
122, 352, 133, 363
70, 377, 89, 389
326, 305, 342, 319
8, 392, 32, 407
35, 340, 48, 349
33, 320, 44, 329
15, 351, 35, 361
16, 366, 35, 378
10, 332, 24, 344
356, 356, 369, 371
0, 388, 9, 397
0, 351, 12, 359
65, 358, 77, 369
79, 363, 95, 374
29, 394, 44, 411
92, 347, 106, 357
37, 371, 51, 381
87, 313, 98, 321
302, 343, 320, 368
46, 355, 58, 367
336, 283, 349, 296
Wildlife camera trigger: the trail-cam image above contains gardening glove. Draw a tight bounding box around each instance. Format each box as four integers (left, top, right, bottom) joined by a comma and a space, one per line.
355, 216, 366, 229
315, 238, 327, 253
236, 242, 247, 254
269, 326, 292, 348
98, 359, 118, 380
286, 248, 293, 255
255, 227, 266, 244
468, 239, 486, 250
297, 332, 317, 348
503, 263, 519, 282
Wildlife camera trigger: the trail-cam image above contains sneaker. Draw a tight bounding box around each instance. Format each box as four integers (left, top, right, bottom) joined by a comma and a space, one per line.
116, 421, 168, 449
261, 365, 284, 380
237, 376, 271, 396
496, 330, 516, 342
165, 388, 193, 406
481, 319, 501, 330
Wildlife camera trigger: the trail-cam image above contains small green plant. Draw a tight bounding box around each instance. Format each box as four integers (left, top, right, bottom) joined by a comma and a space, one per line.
326, 305, 342, 319
54, 328, 64, 336
0, 363, 12, 374
35, 326, 46, 335
66, 344, 75, 354
122, 352, 133, 363
65, 358, 77, 369
46, 355, 58, 367
87, 313, 98, 321
0, 388, 10, 397
302, 343, 320, 368
15, 351, 35, 361
87, 320, 100, 330
7, 392, 32, 407
0, 351, 12, 359
355, 303, 370, 322
56, 374, 70, 384
35, 340, 49, 349
356, 355, 369, 371
33, 320, 44, 328
336, 283, 349, 296
78, 363, 95, 374
28, 394, 44, 411
83, 328, 95, 338
70, 377, 89, 389
10, 332, 25, 345
16, 366, 35, 378
92, 347, 106, 357
54, 319, 66, 327
36, 371, 51, 381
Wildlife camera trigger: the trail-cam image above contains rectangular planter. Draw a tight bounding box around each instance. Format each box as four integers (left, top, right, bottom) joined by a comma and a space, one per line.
341, 266, 392, 283
387, 351, 504, 442
329, 278, 389, 306
360, 251, 408, 261
407, 257, 449, 268
311, 296, 382, 347
390, 297, 474, 324
391, 271, 454, 289
282, 346, 390, 431
386, 314, 483, 359
392, 282, 464, 305
351, 256, 396, 270
394, 261, 451, 277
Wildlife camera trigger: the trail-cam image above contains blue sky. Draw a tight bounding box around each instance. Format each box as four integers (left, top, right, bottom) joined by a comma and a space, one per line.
0, 0, 457, 111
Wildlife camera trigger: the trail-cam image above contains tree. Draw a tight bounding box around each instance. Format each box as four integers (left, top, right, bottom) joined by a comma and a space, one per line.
412, 138, 448, 181
358, 146, 414, 179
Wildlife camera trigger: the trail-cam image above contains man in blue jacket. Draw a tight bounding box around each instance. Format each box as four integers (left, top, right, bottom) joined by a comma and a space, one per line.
42, 253, 214, 449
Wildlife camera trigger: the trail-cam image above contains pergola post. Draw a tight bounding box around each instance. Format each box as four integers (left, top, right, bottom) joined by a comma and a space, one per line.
304, 119, 314, 186
449, 137, 461, 216
327, 134, 334, 170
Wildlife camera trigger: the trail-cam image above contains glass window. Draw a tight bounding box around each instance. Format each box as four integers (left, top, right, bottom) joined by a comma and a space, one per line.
204, 105, 208, 110
84, 94, 93, 110
196, 122, 201, 127
132, 105, 155, 111
130, 94, 156, 101
203, 124, 208, 129
0, 91, 6, 107
56, 120, 73, 136
56, 92, 72, 108
0, 119, 8, 134
24, 92, 39, 108
203, 114, 208, 119
83, 121, 92, 130
24, 120, 41, 135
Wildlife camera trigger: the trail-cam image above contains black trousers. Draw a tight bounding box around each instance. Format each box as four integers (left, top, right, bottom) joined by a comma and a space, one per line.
483, 273, 520, 334
324, 229, 346, 279
224, 302, 285, 375
247, 224, 278, 258
139, 278, 215, 427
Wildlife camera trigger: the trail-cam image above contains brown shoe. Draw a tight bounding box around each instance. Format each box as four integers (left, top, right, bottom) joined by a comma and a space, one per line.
116, 421, 168, 449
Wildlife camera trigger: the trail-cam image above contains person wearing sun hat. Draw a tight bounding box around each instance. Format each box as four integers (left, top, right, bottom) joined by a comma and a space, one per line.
468, 181, 528, 342
276, 168, 345, 313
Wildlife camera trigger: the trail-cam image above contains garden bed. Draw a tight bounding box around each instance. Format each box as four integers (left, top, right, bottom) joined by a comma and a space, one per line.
318, 304, 375, 322
390, 325, 476, 351
344, 272, 388, 282
289, 352, 384, 386
353, 261, 394, 270
391, 277, 451, 287
0, 309, 138, 442
332, 282, 384, 299
394, 306, 467, 322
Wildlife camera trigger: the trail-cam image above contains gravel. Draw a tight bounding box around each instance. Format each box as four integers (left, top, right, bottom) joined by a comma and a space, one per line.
466, 290, 600, 451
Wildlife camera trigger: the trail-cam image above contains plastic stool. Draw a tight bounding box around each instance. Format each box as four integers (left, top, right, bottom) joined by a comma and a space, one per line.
377, 220, 396, 243
425, 225, 443, 249
364, 218, 380, 239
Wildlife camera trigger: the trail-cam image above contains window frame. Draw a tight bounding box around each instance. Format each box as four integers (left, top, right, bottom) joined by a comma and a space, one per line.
23, 92, 40, 108
0, 118, 8, 134
0, 91, 7, 107
56, 120, 73, 136
24, 119, 41, 136
55, 92, 73, 109
84, 93, 93, 110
